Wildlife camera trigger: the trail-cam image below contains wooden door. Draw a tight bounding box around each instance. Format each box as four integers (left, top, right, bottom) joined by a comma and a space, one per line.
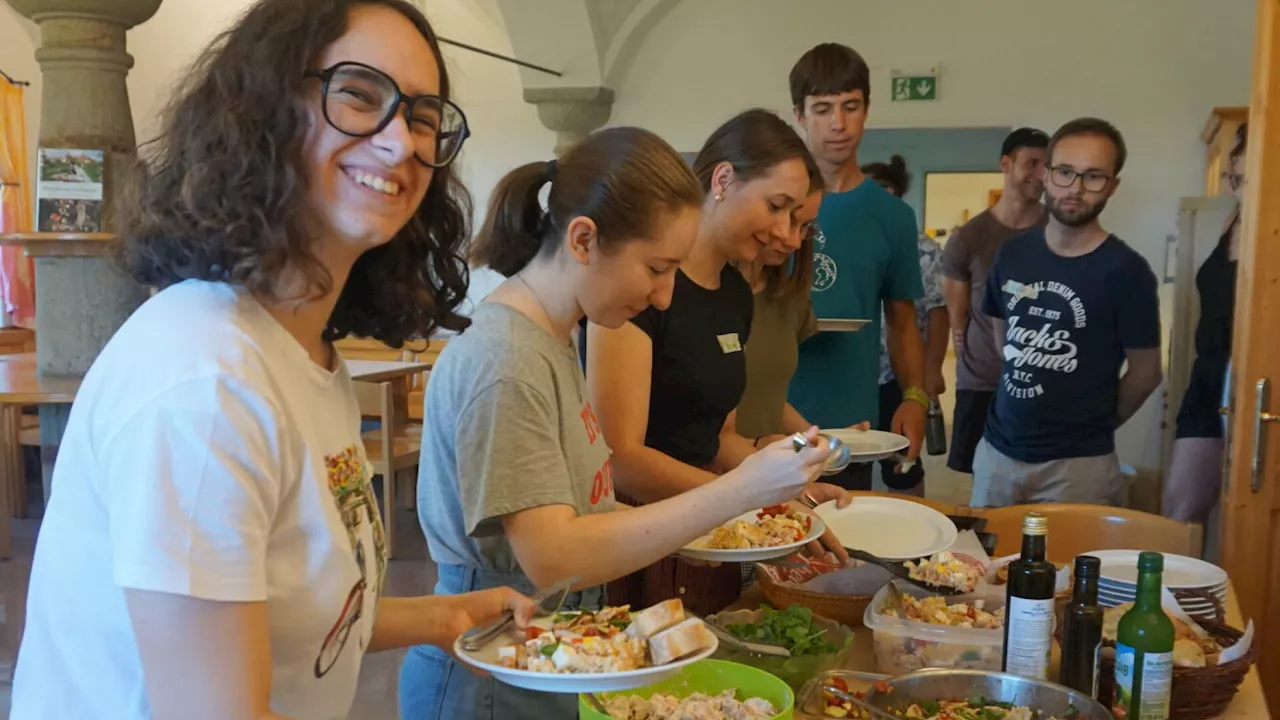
1220, 0, 1280, 709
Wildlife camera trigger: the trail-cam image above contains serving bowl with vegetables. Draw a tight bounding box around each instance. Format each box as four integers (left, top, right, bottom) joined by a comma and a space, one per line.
706, 605, 855, 690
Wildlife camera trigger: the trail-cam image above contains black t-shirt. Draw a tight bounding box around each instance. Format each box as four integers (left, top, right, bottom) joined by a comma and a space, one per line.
629, 266, 753, 468
981, 229, 1160, 463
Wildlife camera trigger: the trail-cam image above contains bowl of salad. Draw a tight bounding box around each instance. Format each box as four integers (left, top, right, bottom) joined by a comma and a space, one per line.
705, 604, 855, 690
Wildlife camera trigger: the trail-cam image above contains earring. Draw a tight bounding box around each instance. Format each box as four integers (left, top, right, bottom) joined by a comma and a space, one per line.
714, 193, 723, 202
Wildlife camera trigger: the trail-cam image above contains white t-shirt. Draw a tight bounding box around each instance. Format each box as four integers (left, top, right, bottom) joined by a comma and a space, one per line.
12, 281, 387, 719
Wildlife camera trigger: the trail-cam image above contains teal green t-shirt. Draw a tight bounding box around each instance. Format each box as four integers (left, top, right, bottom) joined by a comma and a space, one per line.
789, 178, 923, 428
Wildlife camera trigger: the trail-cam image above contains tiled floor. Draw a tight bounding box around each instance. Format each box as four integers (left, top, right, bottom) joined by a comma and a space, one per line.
0, 360, 973, 719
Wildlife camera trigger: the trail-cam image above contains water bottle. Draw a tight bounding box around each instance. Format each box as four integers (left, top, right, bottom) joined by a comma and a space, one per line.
925, 399, 947, 456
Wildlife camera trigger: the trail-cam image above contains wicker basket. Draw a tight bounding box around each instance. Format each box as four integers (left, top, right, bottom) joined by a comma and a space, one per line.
1095, 588, 1256, 720
756, 565, 874, 628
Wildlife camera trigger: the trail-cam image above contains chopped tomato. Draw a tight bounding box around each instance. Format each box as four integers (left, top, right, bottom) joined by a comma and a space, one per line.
828, 677, 849, 692
581, 627, 600, 637
872, 680, 892, 693
525, 627, 541, 641
759, 504, 790, 519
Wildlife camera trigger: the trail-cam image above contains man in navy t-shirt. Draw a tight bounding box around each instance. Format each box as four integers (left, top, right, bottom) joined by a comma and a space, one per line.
973, 118, 1162, 507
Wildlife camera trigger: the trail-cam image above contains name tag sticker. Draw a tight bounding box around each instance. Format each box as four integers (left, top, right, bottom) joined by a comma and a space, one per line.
1002, 279, 1040, 301
716, 333, 742, 354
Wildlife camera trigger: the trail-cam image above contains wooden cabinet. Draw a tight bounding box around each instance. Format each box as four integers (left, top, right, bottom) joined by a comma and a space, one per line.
1202, 106, 1249, 195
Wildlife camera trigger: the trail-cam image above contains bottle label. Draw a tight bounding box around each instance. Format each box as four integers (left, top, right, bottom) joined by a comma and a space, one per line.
1004, 596, 1054, 679
1114, 644, 1173, 720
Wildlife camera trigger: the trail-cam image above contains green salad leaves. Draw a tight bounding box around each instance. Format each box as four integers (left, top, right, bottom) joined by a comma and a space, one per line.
723, 604, 838, 657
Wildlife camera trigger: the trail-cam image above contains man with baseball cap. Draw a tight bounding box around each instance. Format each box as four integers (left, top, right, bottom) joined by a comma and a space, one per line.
940, 127, 1050, 474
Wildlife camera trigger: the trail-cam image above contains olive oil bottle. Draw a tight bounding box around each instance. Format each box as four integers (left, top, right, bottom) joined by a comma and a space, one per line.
1113, 551, 1175, 720
1001, 512, 1056, 679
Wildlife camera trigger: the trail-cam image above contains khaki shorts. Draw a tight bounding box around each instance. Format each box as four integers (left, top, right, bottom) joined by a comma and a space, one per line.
970, 439, 1126, 508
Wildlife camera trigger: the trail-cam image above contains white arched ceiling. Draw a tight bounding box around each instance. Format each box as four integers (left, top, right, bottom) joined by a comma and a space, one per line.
493, 0, 679, 90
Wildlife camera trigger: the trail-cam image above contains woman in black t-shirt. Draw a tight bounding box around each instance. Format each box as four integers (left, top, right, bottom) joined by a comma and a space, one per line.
584, 109, 844, 614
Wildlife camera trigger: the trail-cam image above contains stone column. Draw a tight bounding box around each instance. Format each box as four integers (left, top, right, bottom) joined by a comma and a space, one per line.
6, 0, 161, 506
523, 86, 615, 156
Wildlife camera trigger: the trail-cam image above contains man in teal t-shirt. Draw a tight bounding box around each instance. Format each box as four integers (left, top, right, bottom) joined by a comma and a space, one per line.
787, 42, 927, 490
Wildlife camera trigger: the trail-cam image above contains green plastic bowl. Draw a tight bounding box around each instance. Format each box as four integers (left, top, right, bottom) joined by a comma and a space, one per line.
577, 659, 794, 719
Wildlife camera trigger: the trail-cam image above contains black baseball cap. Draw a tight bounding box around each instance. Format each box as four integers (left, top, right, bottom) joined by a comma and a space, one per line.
1001, 127, 1049, 157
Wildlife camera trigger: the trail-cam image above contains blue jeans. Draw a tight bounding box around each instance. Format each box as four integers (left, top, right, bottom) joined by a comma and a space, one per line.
397, 563, 604, 720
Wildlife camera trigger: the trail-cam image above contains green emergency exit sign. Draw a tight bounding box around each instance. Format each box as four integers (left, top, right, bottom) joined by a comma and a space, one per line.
892, 74, 938, 101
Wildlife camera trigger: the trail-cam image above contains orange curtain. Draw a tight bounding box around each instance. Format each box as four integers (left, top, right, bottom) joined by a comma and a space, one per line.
0, 81, 35, 328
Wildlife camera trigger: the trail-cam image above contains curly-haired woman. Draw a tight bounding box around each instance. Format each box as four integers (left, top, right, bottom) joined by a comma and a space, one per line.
11, 1, 534, 718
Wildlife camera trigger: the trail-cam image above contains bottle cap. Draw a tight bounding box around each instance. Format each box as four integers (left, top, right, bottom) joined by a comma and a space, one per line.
1074, 555, 1101, 579
1138, 551, 1164, 572
1021, 512, 1048, 536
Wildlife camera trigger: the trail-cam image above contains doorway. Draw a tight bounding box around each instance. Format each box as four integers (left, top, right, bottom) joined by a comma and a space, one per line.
859, 126, 1010, 230
922, 171, 1004, 240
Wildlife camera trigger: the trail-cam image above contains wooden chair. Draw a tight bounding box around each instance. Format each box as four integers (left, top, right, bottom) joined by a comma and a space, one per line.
0, 327, 35, 524
971, 504, 1203, 563
353, 379, 420, 559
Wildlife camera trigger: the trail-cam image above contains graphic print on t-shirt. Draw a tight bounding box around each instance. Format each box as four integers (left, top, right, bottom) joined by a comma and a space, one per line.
314, 445, 387, 678
580, 401, 614, 506
811, 225, 838, 292
999, 278, 1087, 401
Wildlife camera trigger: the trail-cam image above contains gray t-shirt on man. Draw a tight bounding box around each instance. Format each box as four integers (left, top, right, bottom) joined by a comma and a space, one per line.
941, 207, 1049, 391
417, 302, 615, 573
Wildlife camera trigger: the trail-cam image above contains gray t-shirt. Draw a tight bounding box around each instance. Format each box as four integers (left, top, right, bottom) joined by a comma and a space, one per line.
417, 303, 616, 572
941, 208, 1049, 391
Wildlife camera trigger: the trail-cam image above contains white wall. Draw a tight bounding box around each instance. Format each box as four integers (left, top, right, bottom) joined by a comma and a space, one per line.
924, 172, 1003, 236
0, 0, 551, 305
610, 0, 1255, 470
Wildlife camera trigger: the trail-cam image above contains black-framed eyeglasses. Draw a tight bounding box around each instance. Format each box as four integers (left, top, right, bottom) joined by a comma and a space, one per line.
304, 61, 470, 168
1048, 165, 1112, 193
1221, 171, 1244, 191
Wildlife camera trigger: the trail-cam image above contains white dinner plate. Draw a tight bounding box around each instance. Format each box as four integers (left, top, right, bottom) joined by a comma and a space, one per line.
1089, 550, 1228, 589
678, 509, 825, 562
815, 318, 871, 333
813, 496, 957, 561
820, 429, 911, 463
453, 617, 718, 694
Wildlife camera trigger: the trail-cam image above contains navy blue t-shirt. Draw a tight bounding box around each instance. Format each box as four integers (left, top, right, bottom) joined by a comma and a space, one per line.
981, 229, 1160, 463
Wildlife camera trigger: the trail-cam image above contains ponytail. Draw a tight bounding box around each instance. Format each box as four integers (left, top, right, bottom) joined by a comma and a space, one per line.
861, 154, 911, 197
470, 161, 555, 277
471, 128, 703, 278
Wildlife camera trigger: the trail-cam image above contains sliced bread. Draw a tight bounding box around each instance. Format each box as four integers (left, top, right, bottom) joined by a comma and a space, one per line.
648, 616, 715, 666
627, 598, 685, 639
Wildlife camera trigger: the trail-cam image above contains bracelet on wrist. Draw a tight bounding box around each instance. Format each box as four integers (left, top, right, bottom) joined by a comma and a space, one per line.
904, 386, 930, 408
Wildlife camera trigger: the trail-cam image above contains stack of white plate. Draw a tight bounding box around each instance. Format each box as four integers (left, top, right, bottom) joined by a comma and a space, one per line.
1090, 549, 1228, 622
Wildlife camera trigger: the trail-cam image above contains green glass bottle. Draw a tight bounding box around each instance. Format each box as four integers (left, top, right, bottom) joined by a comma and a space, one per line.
1113, 551, 1175, 720
1001, 512, 1056, 679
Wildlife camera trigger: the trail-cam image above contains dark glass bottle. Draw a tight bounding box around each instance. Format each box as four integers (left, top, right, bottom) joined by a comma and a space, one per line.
1001, 512, 1056, 679
925, 400, 947, 456
1059, 555, 1103, 697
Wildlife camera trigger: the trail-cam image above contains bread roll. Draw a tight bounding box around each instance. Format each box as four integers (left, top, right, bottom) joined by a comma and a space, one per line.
648, 617, 715, 666
627, 599, 685, 639
1174, 638, 1207, 668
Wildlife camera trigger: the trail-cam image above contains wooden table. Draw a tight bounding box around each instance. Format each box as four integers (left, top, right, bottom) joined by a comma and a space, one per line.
345, 358, 431, 383
732, 580, 1269, 719
0, 354, 428, 403
0, 353, 79, 404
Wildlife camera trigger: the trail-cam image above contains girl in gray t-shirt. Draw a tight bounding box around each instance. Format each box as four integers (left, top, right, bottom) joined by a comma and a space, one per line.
399, 127, 833, 720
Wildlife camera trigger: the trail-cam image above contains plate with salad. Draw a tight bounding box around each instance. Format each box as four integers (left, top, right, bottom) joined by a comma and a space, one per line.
679, 505, 826, 562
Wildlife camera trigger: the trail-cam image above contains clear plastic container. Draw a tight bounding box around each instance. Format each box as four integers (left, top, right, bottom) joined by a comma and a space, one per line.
863, 581, 1006, 675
